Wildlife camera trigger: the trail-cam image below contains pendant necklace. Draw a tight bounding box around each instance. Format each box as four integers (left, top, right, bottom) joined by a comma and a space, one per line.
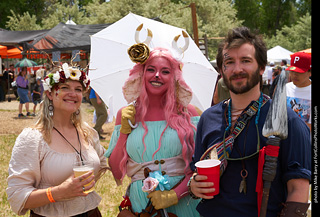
53, 125, 84, 164
226, 92, 263, 195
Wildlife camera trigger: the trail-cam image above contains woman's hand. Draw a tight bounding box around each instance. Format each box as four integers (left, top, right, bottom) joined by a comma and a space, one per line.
53, 171, 95, 201
24, 171, 95, 209
120, 105, 136, 134
189, 174, 215, 200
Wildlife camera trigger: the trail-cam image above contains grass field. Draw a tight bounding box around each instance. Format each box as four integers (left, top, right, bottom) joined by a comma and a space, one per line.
0, 100, 130, 217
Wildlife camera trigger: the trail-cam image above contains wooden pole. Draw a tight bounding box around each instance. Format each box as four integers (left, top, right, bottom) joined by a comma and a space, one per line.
190, 3, 199, 47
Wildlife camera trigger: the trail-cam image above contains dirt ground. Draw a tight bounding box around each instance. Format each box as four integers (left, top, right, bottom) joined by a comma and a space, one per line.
0, 97, 115, 147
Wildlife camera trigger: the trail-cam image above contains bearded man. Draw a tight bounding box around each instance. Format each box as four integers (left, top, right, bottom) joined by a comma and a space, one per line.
189, 27, 311, 217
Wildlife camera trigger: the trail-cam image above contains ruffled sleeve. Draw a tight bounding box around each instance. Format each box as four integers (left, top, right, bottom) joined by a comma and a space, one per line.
6, 128, 46, 215
104, 124, 121, 158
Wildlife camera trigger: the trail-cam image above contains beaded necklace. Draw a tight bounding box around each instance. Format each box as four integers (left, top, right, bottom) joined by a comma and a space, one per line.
224, 92, 263, 161
224, 92, 263, 194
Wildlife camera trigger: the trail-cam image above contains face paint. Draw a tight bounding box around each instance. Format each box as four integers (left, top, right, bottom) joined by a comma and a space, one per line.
54, 85, 61, 97
223, 52, 231, 72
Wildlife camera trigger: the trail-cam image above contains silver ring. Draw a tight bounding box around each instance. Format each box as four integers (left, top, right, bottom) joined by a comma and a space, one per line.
82, 186, 85, 192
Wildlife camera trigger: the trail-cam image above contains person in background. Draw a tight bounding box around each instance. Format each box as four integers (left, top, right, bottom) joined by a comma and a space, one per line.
286, 52, 311, 131
89, 88, 108, 140
213, 76, 230, 104
267, 61, 275, 85
7, 63, 108, 217
16, 67, 31, 117
0, 64, 5, 101
31, 77, 43, 116
268, 65, 282, 98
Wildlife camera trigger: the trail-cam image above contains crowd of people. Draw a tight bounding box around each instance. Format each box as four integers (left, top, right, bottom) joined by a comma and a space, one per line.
5, 25, 311, 217
0, 64, 48, 117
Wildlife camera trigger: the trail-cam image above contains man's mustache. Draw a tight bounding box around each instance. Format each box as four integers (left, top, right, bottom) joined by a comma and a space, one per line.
229, 73, 249, 81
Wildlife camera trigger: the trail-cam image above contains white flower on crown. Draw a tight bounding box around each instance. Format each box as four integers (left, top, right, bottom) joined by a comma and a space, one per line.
62, 63, 71, 78
43, 77, 52, 92
52, 71, 60, 83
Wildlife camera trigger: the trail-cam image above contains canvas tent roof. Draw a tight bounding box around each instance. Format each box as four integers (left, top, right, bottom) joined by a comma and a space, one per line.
267, 45, 293, 64
27, 22, 111, 52
0, 29, 49, 46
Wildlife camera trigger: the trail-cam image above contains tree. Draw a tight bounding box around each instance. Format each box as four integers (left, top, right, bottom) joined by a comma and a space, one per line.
6, 10, 42, 31
265, 13, 311, 52
4, 0, 242, 59
233, 0, 311, 37
41, 0, 86, 29
83, 0, 242, 59
0, 0, 46, 29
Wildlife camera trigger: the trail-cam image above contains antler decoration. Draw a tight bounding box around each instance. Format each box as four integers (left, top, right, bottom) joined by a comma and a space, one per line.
172, 31, 189, 55
135, 24, 153, 46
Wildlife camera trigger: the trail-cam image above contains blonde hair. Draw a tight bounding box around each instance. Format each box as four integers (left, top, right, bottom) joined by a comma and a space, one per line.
34, 88, 94, 145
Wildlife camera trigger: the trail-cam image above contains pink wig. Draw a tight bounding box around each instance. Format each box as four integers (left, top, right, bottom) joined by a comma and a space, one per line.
117, 48, 195, 180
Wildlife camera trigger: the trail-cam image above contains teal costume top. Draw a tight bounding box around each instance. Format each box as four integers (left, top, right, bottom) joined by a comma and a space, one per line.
105, 116, 200, 216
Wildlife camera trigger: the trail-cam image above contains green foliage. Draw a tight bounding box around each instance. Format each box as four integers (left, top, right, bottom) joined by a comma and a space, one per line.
6, 10, 42, 31
41, 0, 86, 29
83, 0, 241, 59
2, 0, 312, 59
233, 0, 311, 37
265, 13, 311, 52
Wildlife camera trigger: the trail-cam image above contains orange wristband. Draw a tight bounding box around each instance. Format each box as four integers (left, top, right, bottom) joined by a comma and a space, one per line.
46, 187, 56, 203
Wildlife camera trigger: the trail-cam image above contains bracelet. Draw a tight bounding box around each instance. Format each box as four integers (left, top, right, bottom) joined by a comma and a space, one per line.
46, 187, 56, 203
187, 177, 200, 199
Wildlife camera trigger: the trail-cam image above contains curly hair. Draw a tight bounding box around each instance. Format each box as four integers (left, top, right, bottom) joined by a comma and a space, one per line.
216, 26, 267, 72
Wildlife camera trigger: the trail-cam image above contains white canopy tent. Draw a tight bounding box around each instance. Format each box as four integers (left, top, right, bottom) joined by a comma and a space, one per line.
267, 45, 293, 64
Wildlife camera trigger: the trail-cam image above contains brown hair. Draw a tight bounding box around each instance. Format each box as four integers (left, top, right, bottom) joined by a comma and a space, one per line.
216, 27, 267, 72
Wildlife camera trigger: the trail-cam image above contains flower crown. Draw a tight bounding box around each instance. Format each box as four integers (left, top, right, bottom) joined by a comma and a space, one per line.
43, 63, 90, 92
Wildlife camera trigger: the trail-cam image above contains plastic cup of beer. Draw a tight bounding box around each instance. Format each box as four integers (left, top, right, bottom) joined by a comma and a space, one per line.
195, 159, 221, 196
73, 160, 95, 193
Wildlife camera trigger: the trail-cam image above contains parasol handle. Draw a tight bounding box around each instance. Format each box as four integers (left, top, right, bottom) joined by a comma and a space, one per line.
128, 120, 138, 128
128, 101, 138, 128
259, 136, 281, 217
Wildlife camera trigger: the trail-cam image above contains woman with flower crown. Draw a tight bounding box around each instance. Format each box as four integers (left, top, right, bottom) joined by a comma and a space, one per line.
7, 63, 108, 217
105, 26, 201, 216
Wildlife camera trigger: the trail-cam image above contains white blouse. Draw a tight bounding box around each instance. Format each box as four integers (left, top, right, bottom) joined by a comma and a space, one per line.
7, 127, 108, 217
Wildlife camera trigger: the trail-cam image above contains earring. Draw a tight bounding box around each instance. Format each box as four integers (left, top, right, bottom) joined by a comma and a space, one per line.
48, 101, 54, 117
75, 109, 80, 115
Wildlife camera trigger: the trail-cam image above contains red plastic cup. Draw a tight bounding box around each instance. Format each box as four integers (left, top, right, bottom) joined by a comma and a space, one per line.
195, 159, 221, 196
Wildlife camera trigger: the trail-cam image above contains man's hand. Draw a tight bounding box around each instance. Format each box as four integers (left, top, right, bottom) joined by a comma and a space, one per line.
189, 173, 215, 200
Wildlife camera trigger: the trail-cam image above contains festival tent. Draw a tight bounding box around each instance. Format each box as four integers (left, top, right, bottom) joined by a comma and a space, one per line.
267, 45, 293, 64
0, 29, 48, 47
28, 22, 111, 52
0, 46, 22, 59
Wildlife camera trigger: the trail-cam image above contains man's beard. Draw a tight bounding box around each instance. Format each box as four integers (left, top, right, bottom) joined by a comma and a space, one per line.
222, 68, 261, 94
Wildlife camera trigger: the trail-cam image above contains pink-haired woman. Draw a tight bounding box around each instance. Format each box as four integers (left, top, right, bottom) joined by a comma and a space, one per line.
105, 47, 201, 216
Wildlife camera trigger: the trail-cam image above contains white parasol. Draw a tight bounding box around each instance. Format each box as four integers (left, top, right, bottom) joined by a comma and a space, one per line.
89, 12, 218, 118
